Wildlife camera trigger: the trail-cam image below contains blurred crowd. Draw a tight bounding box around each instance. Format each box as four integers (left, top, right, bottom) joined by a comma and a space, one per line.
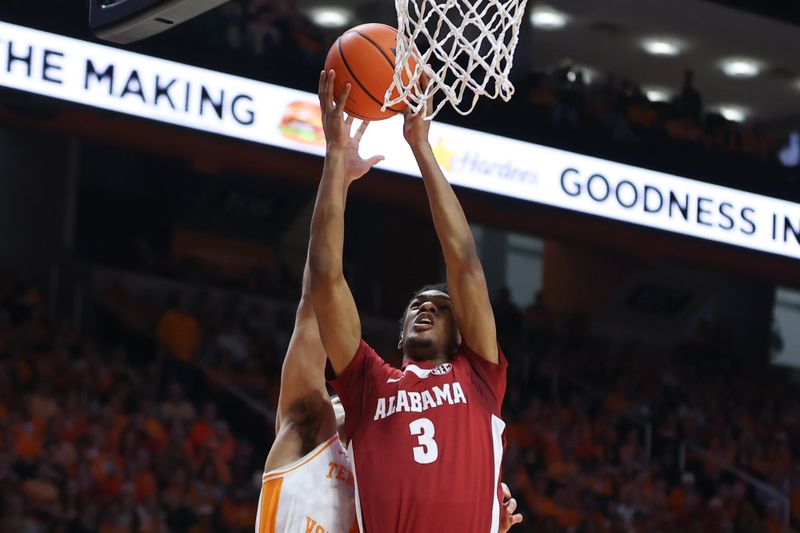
521, 64, 779, 163
101, 267, 800, 532
4, 263, 800, 532
501, 331, 800, 532
0, 273, 263, 533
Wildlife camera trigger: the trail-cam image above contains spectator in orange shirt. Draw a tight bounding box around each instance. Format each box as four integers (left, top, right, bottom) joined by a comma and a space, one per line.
156, 292, 201, 362
189, 402, 217, 451
213, 420, 236, 464
136, 400, 168, 451
668, 472, 702, 525
14, 415, 43, 461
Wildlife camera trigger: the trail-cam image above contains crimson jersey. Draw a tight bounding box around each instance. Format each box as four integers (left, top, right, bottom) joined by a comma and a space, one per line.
330, 340, 507, 533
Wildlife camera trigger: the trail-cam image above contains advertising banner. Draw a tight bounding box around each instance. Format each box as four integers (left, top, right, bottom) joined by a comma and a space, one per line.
2, 21, 800, 259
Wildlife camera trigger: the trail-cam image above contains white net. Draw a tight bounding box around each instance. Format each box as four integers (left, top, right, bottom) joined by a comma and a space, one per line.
384, 0, 529, 120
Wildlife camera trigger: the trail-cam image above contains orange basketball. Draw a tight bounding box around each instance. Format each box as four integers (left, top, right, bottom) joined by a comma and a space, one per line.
324, 23, 409, 121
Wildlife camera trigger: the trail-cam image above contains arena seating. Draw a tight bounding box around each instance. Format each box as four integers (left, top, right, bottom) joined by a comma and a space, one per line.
3, 265, 796, 532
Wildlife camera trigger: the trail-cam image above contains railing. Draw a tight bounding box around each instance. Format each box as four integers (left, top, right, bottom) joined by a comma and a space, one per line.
89, 266, 403, 449
679, 441, 790, 524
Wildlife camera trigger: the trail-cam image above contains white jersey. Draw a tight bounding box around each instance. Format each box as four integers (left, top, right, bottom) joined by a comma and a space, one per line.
256, 434, 358, 533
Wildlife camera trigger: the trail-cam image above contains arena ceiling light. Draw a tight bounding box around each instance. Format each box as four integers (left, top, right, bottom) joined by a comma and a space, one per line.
643, 86, 673, 102
641, 38, 684, 57
717, 105, 749, 122
530, 6, 570, 30
307, 6, 355, 28
720, 58, 762, 78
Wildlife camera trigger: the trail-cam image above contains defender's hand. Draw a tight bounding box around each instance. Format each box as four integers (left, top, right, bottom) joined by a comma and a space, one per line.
499, 482, 523, 533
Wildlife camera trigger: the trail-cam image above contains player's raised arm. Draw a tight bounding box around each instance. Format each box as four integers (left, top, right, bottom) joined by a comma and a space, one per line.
265, 259, 337, 472
309, 70, 384, 375
274, 260, 333, 435
403, 109, 498, 363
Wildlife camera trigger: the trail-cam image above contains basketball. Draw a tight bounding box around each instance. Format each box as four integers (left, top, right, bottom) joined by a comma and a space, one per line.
324, 23, 408, 121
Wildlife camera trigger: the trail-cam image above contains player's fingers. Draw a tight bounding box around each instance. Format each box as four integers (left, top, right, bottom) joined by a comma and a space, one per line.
505, 498, 517, 514
345, 114, 355, 132
510, 514, 523, 525
355, 120, 370, 140
335, 82, 351, 114
325, 70, 336, 111
318, 70, 327, 107
420, 71, 431, 90
501, 482, 511, 500
365, 155, 385, 168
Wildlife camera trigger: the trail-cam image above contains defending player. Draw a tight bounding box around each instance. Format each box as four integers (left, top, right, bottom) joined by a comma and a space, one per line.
255, 260, 357, 533
256, 106, 522, 531
309, 70, 510, 532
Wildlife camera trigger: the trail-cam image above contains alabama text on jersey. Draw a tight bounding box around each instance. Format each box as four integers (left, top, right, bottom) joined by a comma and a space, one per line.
331, 341, 508, 533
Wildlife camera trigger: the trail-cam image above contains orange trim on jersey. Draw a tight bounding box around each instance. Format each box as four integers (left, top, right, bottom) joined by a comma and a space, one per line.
349, 517, 360, 533
262, 434, 339, 483
257, 477, 283, 533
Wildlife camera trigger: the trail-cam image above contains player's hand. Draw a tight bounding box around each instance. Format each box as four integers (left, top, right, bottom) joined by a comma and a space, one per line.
318, 70, 384, 184
402, 74, 432, 149
402, 105, 432, 149
499, 482, 523, 533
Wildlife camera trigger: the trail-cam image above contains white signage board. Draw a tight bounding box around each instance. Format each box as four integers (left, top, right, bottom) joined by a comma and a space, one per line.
2, 21, 800, 259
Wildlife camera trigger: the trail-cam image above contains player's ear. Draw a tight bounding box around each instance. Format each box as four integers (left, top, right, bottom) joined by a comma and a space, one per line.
397, 336, 404, 351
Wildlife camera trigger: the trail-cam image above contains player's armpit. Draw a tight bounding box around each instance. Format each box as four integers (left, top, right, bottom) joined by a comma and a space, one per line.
447, 255, 499, 364
266, 391, 334, 472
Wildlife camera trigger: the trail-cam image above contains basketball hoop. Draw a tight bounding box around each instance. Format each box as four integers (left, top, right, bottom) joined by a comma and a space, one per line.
384, 0, 529, 119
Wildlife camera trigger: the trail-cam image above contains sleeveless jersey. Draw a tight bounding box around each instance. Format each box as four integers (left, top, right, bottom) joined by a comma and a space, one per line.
330, 340, 508, 533
256, 434, 358, 533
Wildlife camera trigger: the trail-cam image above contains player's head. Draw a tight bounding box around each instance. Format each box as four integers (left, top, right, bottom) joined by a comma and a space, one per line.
330, 394, 347, 444
398, 283, 460, 362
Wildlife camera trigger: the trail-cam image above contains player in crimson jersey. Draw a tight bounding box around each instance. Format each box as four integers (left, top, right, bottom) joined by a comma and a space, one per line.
308, 70, 515, 533
257, 78, 522, 531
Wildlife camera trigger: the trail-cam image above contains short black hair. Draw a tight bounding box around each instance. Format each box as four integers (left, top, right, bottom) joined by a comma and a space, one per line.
412, 283, 449, 299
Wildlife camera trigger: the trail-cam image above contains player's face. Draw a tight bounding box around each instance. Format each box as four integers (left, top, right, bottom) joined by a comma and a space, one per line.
400, 290, 459, 361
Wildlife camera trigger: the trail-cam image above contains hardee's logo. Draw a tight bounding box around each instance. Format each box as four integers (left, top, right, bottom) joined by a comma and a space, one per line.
432, 137, 538, 184
433, 137, 456, 171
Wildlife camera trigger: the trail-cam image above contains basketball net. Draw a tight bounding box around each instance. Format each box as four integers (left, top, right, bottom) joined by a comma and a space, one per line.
384, 0, 529, 120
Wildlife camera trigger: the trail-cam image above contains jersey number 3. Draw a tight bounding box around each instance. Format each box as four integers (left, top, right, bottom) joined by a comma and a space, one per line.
409, 418, 439, 464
